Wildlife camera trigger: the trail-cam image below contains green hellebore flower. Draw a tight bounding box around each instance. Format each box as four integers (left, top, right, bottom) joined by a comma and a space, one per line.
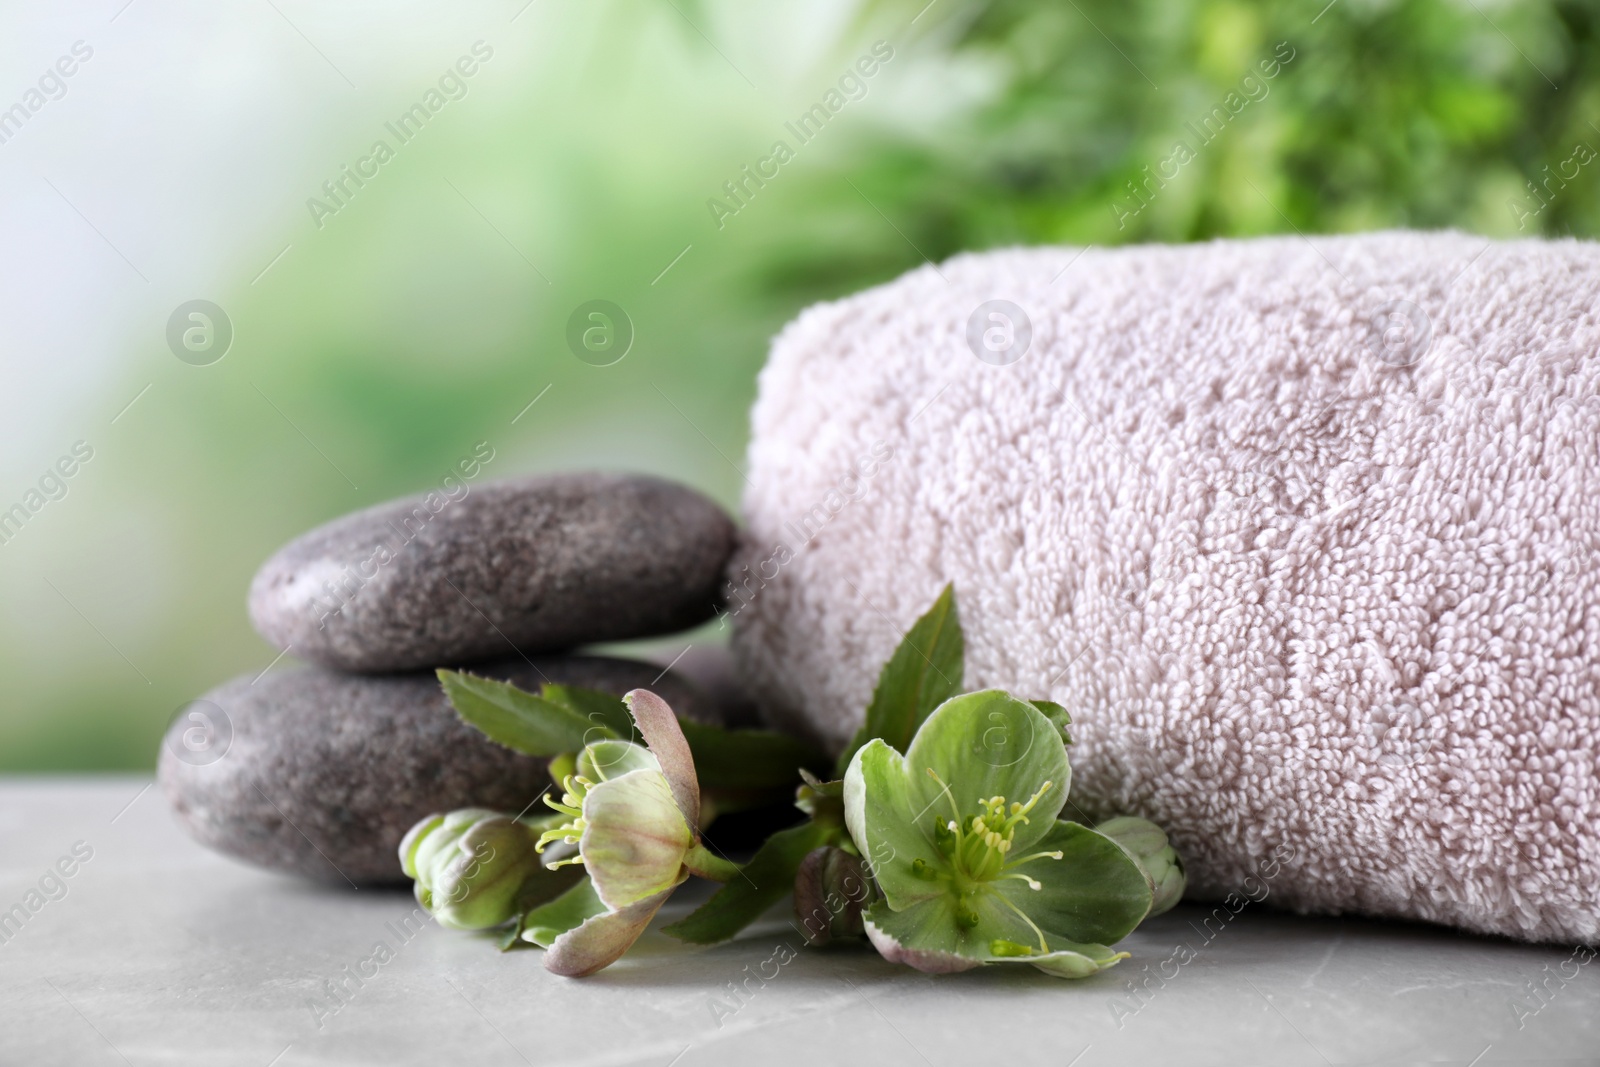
1095, 816, 1186, 917
520, 689, 738, 976
844, 690, 1155, 978
399, 808, 543, 930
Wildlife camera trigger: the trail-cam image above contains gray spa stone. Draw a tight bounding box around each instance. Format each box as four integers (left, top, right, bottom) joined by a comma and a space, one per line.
248, 473, 737, 672
158, 655, 710, 884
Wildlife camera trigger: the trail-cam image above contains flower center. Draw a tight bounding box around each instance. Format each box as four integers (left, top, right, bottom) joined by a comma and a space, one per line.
534, 774, 595, 869
921, 768, 1066, 953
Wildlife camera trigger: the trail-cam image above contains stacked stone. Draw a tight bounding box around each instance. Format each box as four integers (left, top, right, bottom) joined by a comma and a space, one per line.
159, 474, 738, 884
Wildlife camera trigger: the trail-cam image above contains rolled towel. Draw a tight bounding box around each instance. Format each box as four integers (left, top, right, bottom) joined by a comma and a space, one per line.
730, 231, 1600, 943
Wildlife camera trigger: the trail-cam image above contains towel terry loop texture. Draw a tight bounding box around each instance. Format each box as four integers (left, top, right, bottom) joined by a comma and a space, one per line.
731, 232, 1600, 944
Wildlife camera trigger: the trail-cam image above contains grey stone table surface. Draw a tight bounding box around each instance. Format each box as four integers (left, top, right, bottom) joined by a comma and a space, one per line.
2, 778, 1595, 1067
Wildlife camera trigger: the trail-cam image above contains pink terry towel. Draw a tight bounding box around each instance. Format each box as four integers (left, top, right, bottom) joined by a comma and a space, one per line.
730, 231, 1600, 944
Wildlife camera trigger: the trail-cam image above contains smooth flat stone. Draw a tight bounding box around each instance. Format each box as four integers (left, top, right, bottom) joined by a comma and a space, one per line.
249, 473, 736, 672
158, 655, 708, 884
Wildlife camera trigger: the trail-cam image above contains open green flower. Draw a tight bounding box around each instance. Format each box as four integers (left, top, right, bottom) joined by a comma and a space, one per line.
844, 690, 1155, 978
399, 808, 545, 931
519, 689, 738, 976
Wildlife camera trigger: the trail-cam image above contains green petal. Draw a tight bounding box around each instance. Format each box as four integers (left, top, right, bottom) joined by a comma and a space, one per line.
844, 740, 952, 906
862, 889, 1045, 961
402, 808, 498, 888
1093, 815, 1167, 856
902, 690, 1070, 856
999, 821, 1154, 946
521, 876, 608, 948
624, 689, 701, 830
1015, 941, 1128, 979
578, 739, 657, 781
580, 769, 692, 909
862, 899, 983, 974
398, 813, 445, 879
543, 881, 681, 978
866, 897, 1129, 979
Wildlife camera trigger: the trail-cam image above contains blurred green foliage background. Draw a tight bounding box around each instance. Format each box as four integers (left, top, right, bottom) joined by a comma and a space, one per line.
5, 0, 1598, 770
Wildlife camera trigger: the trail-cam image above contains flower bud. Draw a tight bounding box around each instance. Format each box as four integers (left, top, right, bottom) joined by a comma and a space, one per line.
793, 846, 868, 946
400, 809, 542, 930
1096, 816, 1185, 917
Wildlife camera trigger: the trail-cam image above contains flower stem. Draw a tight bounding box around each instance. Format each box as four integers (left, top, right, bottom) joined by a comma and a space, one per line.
681, 842, 742, 882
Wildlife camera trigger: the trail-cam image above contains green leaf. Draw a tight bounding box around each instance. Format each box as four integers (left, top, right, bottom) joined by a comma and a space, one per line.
660, 820, 835, 944
678, 719, 828, 792
528, 683, 825, 794
1029, 700, 1073, 745
540, 684, 636, 741
795, 772, 845, 824
439, 670, 619, 756
837, 583, 964, 775
520, 876, 608, 949
496, 923, 531, 951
